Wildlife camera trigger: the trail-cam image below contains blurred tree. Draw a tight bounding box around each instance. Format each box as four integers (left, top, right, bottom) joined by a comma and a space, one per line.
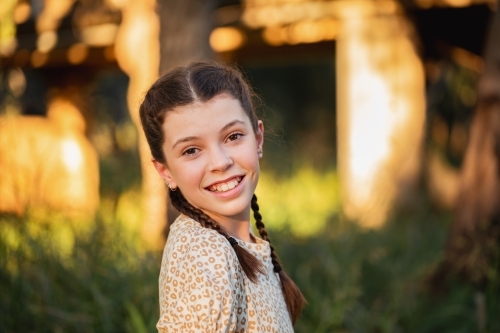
336, 1, 426, 228
158, 0, 216, 73
157, 0, 218, 228
112, 0, 163, 248
432, 0, 500, 294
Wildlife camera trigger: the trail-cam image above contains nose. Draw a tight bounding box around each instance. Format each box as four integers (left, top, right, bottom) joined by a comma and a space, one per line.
208, 145, 233, 172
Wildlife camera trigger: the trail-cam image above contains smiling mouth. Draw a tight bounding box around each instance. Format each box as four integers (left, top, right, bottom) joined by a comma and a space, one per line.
206, 176, 243, 192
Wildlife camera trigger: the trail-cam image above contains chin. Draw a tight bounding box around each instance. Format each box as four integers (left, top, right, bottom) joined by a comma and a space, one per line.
205, 199, 251, 221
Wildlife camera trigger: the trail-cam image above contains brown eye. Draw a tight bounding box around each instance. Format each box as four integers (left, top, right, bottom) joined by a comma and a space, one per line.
227, 133, 243, 142
182, 147, 198, 156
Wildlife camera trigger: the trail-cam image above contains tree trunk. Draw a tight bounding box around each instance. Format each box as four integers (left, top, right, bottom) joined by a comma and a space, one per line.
158, 0, 216, 73
434, 1, 500, 287
113, 0, 163, 249
336, 1, 426, 228
157, 0, 217, 229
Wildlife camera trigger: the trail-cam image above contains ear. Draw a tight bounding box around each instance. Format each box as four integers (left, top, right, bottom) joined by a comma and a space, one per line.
256, 120, 264, 151
152, 159, 177, 188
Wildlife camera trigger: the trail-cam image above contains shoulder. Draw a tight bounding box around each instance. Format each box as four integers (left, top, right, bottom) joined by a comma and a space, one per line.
157, 216, 243, 331
162, 215, 237, 277
167, 215, 230, 251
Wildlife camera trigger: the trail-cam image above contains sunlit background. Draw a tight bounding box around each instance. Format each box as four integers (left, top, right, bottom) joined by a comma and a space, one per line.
1, 0, 499, 332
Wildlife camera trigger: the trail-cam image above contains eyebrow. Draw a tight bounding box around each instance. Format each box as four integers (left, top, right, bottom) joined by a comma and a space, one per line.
171, 119, 246, 149
221, 119, 246, 132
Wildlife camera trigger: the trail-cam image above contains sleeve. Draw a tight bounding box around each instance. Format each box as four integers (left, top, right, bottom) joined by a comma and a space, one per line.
157, 230, 240, 333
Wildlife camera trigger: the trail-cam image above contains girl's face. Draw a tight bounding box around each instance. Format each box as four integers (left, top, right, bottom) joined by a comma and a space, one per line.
153, 93, 264, 224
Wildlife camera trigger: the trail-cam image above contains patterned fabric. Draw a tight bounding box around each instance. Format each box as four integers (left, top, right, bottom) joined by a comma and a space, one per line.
157, 215, 294, 333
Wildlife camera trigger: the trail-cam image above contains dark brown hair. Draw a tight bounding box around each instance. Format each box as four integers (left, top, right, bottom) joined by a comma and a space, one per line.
139, 61, 305, 323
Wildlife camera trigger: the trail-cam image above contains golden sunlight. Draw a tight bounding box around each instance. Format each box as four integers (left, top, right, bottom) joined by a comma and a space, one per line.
67, 43, 88, 64
112, 0, 165, 249
0, 93, 99, 217
80, 23, 119, 47
30, 50, 48, 67
262, 18, 339, 46
210, 27, 246, 52
61, 139, 83, 173
336, 1, 426, 228
13, 2, 31, 24
36, 30, 57, 53
0, 0, 18, 56
256, 168, 340, 237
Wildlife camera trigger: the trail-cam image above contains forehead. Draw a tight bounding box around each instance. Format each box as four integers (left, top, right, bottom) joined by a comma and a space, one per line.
162, 94, 251, 139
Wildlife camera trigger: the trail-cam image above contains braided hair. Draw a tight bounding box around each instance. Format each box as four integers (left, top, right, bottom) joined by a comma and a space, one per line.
169, 189, 265, 283
169, 189, 305, 323
139, 60, 305, 323
251, 194, 306, 323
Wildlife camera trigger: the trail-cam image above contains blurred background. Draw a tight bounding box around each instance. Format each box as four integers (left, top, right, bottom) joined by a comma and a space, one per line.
1, 0, 500, 332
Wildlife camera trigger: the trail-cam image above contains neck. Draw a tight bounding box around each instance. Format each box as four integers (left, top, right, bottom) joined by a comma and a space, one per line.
206, 210, 254, 243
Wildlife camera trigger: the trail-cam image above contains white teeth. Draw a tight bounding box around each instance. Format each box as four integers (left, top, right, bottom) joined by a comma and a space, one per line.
208, 177, 242, 192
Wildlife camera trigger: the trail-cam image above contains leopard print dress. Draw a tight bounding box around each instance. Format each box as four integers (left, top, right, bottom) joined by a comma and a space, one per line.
157, 215, 294, 333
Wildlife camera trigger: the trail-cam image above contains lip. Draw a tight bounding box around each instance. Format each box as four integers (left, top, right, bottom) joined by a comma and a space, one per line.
204, 175, 244, 189
204, 175, 245, 198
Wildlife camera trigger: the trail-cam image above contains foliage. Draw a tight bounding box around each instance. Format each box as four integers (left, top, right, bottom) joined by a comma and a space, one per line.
276, 209, 500, 333
244, 62, 337, 173
0, 213, 160, 333
256, 167, 340, 236
1, 201, 499, 332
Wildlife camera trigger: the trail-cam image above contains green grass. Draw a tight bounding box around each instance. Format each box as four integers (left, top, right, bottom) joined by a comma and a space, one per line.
275, 210, 500, 333
1, 202, 499, 332
256, 167, 340, 236
0, 213, 160, 333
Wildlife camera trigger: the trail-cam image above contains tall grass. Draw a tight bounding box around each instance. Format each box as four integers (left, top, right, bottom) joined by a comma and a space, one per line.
1, 201, 499, 332
256, 167, 340, 236
275, 209, 500, 333
0, 213, 160, 333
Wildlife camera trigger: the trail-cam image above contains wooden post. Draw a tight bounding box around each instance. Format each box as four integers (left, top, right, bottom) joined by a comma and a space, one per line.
336, 1, 426, 227
112, 0, 164, 248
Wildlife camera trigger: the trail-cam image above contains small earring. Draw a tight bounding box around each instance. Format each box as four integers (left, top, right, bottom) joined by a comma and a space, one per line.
258, 149, 263, 158
166, 182, 177, 191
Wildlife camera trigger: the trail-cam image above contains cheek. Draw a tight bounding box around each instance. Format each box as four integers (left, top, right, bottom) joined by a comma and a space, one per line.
233, 145, 260, 168
171, 161, 205, 187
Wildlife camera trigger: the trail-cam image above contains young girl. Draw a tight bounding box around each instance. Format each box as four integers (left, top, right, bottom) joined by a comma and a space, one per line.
139, 61, 306, 332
